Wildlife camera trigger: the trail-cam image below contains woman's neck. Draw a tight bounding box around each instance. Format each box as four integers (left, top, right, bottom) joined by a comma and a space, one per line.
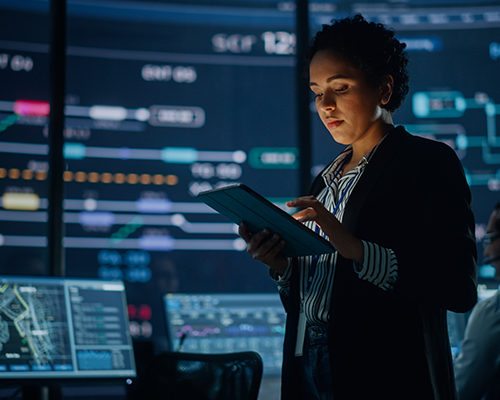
350, 121, 394, 165
343, 122, 394, 175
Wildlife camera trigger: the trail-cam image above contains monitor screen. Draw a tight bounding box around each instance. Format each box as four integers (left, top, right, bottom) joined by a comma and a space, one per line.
0, 276, 136, 381
164, 292, 285, 376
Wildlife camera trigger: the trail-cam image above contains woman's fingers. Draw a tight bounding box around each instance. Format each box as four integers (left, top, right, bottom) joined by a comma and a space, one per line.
251, 234, 287, 272
238, 223, 279, 258
237, 223, 288, 272
288, 196, 332, 224
292, 209, 314, 223
238, 221, 252, 242
247, 229, 276, 255
287, 195, 318, 208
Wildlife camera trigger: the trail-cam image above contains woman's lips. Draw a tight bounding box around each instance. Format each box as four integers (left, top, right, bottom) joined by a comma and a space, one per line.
327, 120, 343, 129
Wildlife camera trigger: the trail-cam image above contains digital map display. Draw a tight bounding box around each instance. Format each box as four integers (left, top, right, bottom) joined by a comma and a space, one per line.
0, 277, 136, 379
0, 282, 71, 373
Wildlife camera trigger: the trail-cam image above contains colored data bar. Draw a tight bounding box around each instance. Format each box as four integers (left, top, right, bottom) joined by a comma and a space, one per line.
0, 167, 178, 186
88, 106, 127, 121
0, 99, 206, 128
62, 237, 246, 251
0, 211, 48, 222
63, 199, 212, 213
13, 100, 50, 116
67, 104, 205, 127
0, 143, 48, 155
63, 143, 247, 164
1, 193, 40, 210
0, 235, 47, 247
62, 171, 179, 186
0, 234, 246, 251
62, 212, 237, 234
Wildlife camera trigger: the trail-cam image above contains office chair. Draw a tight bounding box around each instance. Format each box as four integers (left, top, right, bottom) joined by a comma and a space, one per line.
141, 350, 263, 400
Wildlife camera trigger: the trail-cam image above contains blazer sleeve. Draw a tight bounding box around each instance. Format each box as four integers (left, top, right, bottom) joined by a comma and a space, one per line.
391, 139, 477, 312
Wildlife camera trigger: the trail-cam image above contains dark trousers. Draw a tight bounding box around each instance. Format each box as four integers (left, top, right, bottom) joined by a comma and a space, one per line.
297, 326, 334, 400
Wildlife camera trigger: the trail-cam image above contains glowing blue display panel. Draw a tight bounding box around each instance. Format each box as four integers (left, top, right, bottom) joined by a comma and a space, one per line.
164, 292, 285, 376
0, 0, 299, 353
0, 276, 136, 381
1, 0, 500, 357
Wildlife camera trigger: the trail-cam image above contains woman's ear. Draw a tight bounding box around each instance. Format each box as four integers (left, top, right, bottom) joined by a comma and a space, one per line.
380, 75, 394, 106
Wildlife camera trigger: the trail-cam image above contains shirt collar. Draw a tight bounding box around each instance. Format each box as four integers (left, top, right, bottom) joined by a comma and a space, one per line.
321, 134, 388, 183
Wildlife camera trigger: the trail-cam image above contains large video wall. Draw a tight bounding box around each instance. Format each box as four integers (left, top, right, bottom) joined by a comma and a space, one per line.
0, 0, 499, 351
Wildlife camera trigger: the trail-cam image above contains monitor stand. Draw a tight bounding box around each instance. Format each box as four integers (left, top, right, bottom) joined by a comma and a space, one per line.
22, 385, 62, 400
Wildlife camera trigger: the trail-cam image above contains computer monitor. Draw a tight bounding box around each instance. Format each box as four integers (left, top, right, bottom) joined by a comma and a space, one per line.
0, 276, 136, 382
164, 292, 286, 376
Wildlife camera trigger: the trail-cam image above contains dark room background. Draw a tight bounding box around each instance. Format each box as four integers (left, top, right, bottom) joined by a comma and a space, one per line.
0, 0, 500, 393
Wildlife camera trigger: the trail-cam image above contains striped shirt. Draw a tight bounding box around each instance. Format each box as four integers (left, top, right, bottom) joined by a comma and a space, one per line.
274, 145, 399, 326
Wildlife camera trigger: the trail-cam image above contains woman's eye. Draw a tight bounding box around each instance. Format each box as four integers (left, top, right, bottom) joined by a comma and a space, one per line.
314, 93, 323, 99
335, 86, 348, 92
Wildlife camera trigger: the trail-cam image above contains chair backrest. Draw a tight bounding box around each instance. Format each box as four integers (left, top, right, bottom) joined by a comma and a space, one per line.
142, 350, 263, 400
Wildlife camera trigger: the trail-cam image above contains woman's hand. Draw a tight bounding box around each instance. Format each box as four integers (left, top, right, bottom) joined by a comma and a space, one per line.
287, 196, 364, 264
238, 222, 289, 276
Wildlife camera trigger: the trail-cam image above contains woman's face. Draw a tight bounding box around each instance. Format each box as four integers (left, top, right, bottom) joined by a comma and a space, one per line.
309, 49, 389, 147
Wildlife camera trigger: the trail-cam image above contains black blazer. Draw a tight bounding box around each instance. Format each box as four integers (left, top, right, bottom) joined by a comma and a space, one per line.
280, 126, 478, 400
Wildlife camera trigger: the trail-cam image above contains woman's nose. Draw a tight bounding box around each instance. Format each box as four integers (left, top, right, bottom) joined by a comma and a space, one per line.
318, 91, 336, 111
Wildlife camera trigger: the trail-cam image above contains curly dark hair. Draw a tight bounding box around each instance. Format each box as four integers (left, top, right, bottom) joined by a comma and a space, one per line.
305, 14, 410, 113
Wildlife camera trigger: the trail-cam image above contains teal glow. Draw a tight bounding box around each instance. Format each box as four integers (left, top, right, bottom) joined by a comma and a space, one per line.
161, 147, 198, 164
412, 92, 429, 118
479, 265, 496, 279
64, 143, 86, 159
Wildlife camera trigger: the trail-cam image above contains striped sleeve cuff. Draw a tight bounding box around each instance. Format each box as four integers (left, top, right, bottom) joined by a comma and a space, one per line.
269, 258, 293, 291
354, 240, 398, 291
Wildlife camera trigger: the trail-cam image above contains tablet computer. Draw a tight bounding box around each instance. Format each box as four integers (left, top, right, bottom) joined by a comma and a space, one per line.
197, 183, 335, 258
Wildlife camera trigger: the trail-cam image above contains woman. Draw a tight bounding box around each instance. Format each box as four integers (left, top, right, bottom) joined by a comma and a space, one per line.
239, 14, 477, 399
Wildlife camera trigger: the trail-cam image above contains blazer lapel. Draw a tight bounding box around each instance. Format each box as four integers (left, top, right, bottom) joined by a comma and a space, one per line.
341, 126, 409, 234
